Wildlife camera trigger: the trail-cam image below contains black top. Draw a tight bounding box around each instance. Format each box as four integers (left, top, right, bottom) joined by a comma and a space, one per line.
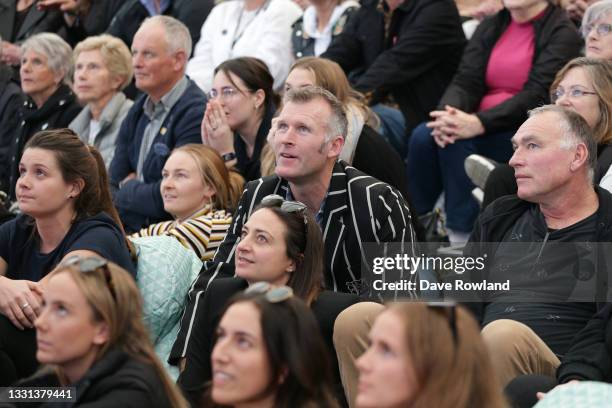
438, 5, 582, 134
234, 102, 275, 182
0, 349, 172, 408
0, 212, 135, 281
6, 84, 80, 201
482, 207, 598, 356
12, 6, 31, 40
176, 277, 359, 407
322, 0, 466, 133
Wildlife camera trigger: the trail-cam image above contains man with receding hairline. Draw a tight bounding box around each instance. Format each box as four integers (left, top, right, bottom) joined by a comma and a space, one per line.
110, 16, 206, 232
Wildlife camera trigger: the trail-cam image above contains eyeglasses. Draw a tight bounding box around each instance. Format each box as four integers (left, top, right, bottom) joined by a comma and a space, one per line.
550, 86, 598, 103
245, 281, 294, 303
207, 87, 240, 101
583, 22, 612, 37
427, 301, 458, 345
60, 256, 116, 300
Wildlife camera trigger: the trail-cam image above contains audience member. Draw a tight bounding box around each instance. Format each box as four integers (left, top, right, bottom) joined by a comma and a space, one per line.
463, 106, 612, 386
2, 257, 187, 407
0, 63, 24, 196
109, 16, 206, 233
279, 57, 408, 195
559, 0, 601, 23
170, 87, 418, 370
203, 287, 340, 407
482, 58, 612, 208
3, 33, 80, 202
202, 57, 279, 182
354, 302, 507, 408
69, 34, 134, 169
133, 144, 243, 261
0, 0, 65, 67
291, 0, 359, 59
0, 129, 135, 386
105, 0, 214, 54
582, 0, 612, 60
176, 196, 358, 406
407, 0, 582, 243
322, 0, 466, 136
187, 0, 302, 92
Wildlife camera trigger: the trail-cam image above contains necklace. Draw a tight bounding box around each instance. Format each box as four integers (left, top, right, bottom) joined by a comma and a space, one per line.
230, 0, 271, 49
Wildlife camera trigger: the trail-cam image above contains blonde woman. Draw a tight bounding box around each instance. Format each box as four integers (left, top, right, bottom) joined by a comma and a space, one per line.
7, 257, 187, 407
69, 34, 134, 169
132, 144, 243, 261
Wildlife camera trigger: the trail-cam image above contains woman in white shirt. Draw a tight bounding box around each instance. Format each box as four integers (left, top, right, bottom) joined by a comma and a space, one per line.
187, 0, 302, 92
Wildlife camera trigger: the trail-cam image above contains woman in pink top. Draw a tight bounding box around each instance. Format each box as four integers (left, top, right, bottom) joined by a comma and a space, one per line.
406, 0, 582, 243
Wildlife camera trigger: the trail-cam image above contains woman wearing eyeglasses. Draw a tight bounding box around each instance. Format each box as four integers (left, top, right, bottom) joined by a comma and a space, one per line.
2, 257, 187, 407
204, 286, 339, 408
407, 0, 582, 243
201, 57, 280, 182
355, 302, 507, 408
0, 129, 135, 386
583, 0, 612, 62
174, 195, 358, 406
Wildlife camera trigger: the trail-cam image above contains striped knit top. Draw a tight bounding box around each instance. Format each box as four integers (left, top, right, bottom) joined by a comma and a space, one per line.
132, 206, 233, 261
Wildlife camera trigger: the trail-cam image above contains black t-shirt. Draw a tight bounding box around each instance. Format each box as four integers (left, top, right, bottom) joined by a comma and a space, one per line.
482, 206, 598, 356
0, 212, 135, 281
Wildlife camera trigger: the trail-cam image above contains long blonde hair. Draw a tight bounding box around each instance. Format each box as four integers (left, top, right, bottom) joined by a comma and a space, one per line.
172, 144, 244, 212
50, 261, 187, 408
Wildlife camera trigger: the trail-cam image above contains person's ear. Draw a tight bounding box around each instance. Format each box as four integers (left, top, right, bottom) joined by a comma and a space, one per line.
286, 258, 297, 274
110, 75, 125, 92
570, 143, 589, 172
173, 50, 187, 71
327, 135, 345, 159
252, 89, 266, 111
92, 321, 110, 346
68, 178, 85, 199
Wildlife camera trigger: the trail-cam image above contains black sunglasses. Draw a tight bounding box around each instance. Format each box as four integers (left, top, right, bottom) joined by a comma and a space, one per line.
61, 256, 116, 300
427, 301, 458, 345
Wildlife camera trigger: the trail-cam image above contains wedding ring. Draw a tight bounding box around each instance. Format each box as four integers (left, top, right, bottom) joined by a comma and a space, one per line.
21, 302, 30, 309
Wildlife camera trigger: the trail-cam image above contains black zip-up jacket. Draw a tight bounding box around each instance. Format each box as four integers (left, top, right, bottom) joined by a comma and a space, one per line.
322, 0, 466, 133
0, 349, 172, 408
557, 302, 612, 383
5, 84, 80, 201
463, 187, 612, 323
439, 5, 582, 134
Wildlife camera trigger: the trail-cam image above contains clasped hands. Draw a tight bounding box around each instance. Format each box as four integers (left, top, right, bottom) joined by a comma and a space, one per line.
426, 105, 485, 148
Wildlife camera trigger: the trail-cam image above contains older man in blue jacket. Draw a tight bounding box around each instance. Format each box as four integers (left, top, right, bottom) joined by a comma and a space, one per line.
110, 15, 206, 232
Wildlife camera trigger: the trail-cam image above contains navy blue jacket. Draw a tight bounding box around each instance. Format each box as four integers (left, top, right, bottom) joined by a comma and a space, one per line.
109, 78, 206, 232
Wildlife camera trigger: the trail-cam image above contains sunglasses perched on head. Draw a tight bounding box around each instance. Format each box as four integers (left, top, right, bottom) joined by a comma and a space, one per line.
60, 256, 116, 300
260, 194, 308, 226
245, 281, 294, 303
427, 301, 458, 345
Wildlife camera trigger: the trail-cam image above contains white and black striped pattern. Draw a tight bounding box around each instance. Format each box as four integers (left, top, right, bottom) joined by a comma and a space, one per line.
169, 161, 419, 362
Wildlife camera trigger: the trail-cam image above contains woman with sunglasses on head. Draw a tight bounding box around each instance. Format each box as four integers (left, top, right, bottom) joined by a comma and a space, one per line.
132, 144, 244, 261
174, 195, 358, 406
204, 286, 339, 408
0, 128, 135, 386
2, 257, 187, 407
201, 57, 280, 182
355, 302, 507, 408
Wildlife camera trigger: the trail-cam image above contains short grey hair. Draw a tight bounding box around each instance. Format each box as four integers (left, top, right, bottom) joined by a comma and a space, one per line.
528, 105, 597, 181
142, 15, 192, 59
283, 86, 348, 143
582, 0, 612, 38
21, 33, 73, 84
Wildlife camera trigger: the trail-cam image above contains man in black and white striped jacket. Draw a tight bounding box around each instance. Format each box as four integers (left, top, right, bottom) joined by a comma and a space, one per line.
170, 86, 419, 366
